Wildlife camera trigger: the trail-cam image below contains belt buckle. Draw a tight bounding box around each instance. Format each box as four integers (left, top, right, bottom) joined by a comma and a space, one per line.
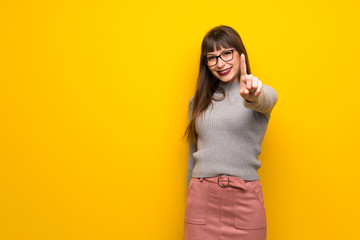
218, 174, 230, 188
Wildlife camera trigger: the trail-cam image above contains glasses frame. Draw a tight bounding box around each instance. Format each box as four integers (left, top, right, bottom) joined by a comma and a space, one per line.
205, 48, 237, 67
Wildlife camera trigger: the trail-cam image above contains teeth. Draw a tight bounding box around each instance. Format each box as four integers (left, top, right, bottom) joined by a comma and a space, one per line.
219, 68, 230, 73
219, 69, 229, 73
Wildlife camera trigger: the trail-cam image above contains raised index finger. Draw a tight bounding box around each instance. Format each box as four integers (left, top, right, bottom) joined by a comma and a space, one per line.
240, 53, 247, 78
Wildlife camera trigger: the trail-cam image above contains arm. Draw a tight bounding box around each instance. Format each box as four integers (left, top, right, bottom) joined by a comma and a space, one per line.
238, 53, 278, 117
243, 84, 278, 117
186, 96, 197, 191
187, 141, 197, 191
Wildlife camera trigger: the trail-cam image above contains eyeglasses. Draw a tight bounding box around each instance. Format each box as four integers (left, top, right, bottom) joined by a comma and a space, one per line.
205, 48, 236, 67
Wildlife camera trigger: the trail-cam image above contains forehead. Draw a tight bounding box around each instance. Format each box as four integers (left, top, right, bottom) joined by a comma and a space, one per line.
206, 44, 233, 55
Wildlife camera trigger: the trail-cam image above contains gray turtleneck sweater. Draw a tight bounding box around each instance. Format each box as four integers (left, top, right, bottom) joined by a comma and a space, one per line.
186, 80, 278, 190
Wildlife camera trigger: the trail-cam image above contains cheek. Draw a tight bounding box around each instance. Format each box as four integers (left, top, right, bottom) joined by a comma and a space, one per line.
235, 64, 240, 75
233, 62, 240, 74
210, 68, 218, 76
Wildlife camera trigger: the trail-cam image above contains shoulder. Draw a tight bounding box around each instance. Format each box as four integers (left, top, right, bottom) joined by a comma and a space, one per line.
262, 84, 278, 101
189, 96, 194, 105
262, 84, 277, 94
188, 96, 195, 112
187, 96, 195, 118
189, 95, 194, 102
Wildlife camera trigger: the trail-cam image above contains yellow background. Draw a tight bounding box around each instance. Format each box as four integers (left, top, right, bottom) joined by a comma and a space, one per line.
1, 0, 359, 239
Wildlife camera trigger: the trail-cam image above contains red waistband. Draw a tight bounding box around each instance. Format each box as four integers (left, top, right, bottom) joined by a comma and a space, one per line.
193, 174, 256, 191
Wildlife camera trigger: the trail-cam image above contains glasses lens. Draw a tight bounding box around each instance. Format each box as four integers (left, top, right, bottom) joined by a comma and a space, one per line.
221, 51, 233, 62
206, 56, 217, 66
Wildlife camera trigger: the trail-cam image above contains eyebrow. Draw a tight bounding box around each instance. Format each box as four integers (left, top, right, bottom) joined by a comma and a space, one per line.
206, 49, 232, 56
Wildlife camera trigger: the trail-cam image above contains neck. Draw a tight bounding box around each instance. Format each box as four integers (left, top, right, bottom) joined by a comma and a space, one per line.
219, 79, 240, 86
219, 77, 240, 85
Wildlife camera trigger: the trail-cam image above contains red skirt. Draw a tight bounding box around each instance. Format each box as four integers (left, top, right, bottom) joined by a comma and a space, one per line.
183, 175, 267, 240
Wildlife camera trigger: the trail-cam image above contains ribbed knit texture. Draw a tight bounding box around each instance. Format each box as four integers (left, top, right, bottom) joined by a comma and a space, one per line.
186, 80, 278, 190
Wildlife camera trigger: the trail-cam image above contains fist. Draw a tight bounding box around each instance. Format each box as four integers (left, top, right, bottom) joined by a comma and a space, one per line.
239, 53, 262, 102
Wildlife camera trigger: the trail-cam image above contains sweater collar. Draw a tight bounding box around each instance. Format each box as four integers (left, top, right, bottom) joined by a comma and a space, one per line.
218, 80, 240, 92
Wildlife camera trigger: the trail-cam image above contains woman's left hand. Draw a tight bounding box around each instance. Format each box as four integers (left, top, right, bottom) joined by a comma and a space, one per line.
239, 53, 262, 102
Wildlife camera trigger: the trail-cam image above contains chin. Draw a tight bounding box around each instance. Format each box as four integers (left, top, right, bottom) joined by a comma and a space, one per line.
217, 74, 236, 82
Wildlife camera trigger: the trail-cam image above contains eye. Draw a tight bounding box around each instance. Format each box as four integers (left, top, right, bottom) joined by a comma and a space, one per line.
223, 51, 231, 56
207, 56, 216, 61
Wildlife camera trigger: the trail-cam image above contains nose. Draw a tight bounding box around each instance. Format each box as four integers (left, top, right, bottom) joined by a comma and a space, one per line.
216, 57, 226, 68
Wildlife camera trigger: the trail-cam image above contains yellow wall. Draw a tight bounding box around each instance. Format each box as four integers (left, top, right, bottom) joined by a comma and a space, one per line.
1, 0, 359, 239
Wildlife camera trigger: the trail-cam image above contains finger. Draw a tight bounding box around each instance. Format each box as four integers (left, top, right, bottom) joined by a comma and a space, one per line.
252, 77, 258, 91
246, 74, 253, 90
240, 81, 249, 95
254, 80, 262, 96
240, 53, 247, 79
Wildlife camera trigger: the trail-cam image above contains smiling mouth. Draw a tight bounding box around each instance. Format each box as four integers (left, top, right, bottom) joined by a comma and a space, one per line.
217, 67, 232, 76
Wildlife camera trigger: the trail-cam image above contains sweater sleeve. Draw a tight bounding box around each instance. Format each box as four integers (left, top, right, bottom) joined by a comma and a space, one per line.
186, 96, 197, 191
243, 84, 278, 117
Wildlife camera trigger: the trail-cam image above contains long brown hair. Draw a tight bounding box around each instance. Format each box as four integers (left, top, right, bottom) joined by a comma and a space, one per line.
183, 25, 251, 145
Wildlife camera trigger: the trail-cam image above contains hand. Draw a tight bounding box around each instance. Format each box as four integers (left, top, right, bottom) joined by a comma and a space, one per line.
239, 53, 262, 102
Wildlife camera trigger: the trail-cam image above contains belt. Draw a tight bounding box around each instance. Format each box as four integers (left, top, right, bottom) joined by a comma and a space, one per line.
195, 174, 249, 190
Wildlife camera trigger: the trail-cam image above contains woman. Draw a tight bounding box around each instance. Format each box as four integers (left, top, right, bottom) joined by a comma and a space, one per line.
183, 25, 278, 240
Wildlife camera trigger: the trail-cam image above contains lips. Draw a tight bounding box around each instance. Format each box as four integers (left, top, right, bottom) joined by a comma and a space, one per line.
217, 67, 232, 76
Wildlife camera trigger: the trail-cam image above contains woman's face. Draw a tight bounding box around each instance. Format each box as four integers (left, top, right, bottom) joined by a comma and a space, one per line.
206, 45, 240, 84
